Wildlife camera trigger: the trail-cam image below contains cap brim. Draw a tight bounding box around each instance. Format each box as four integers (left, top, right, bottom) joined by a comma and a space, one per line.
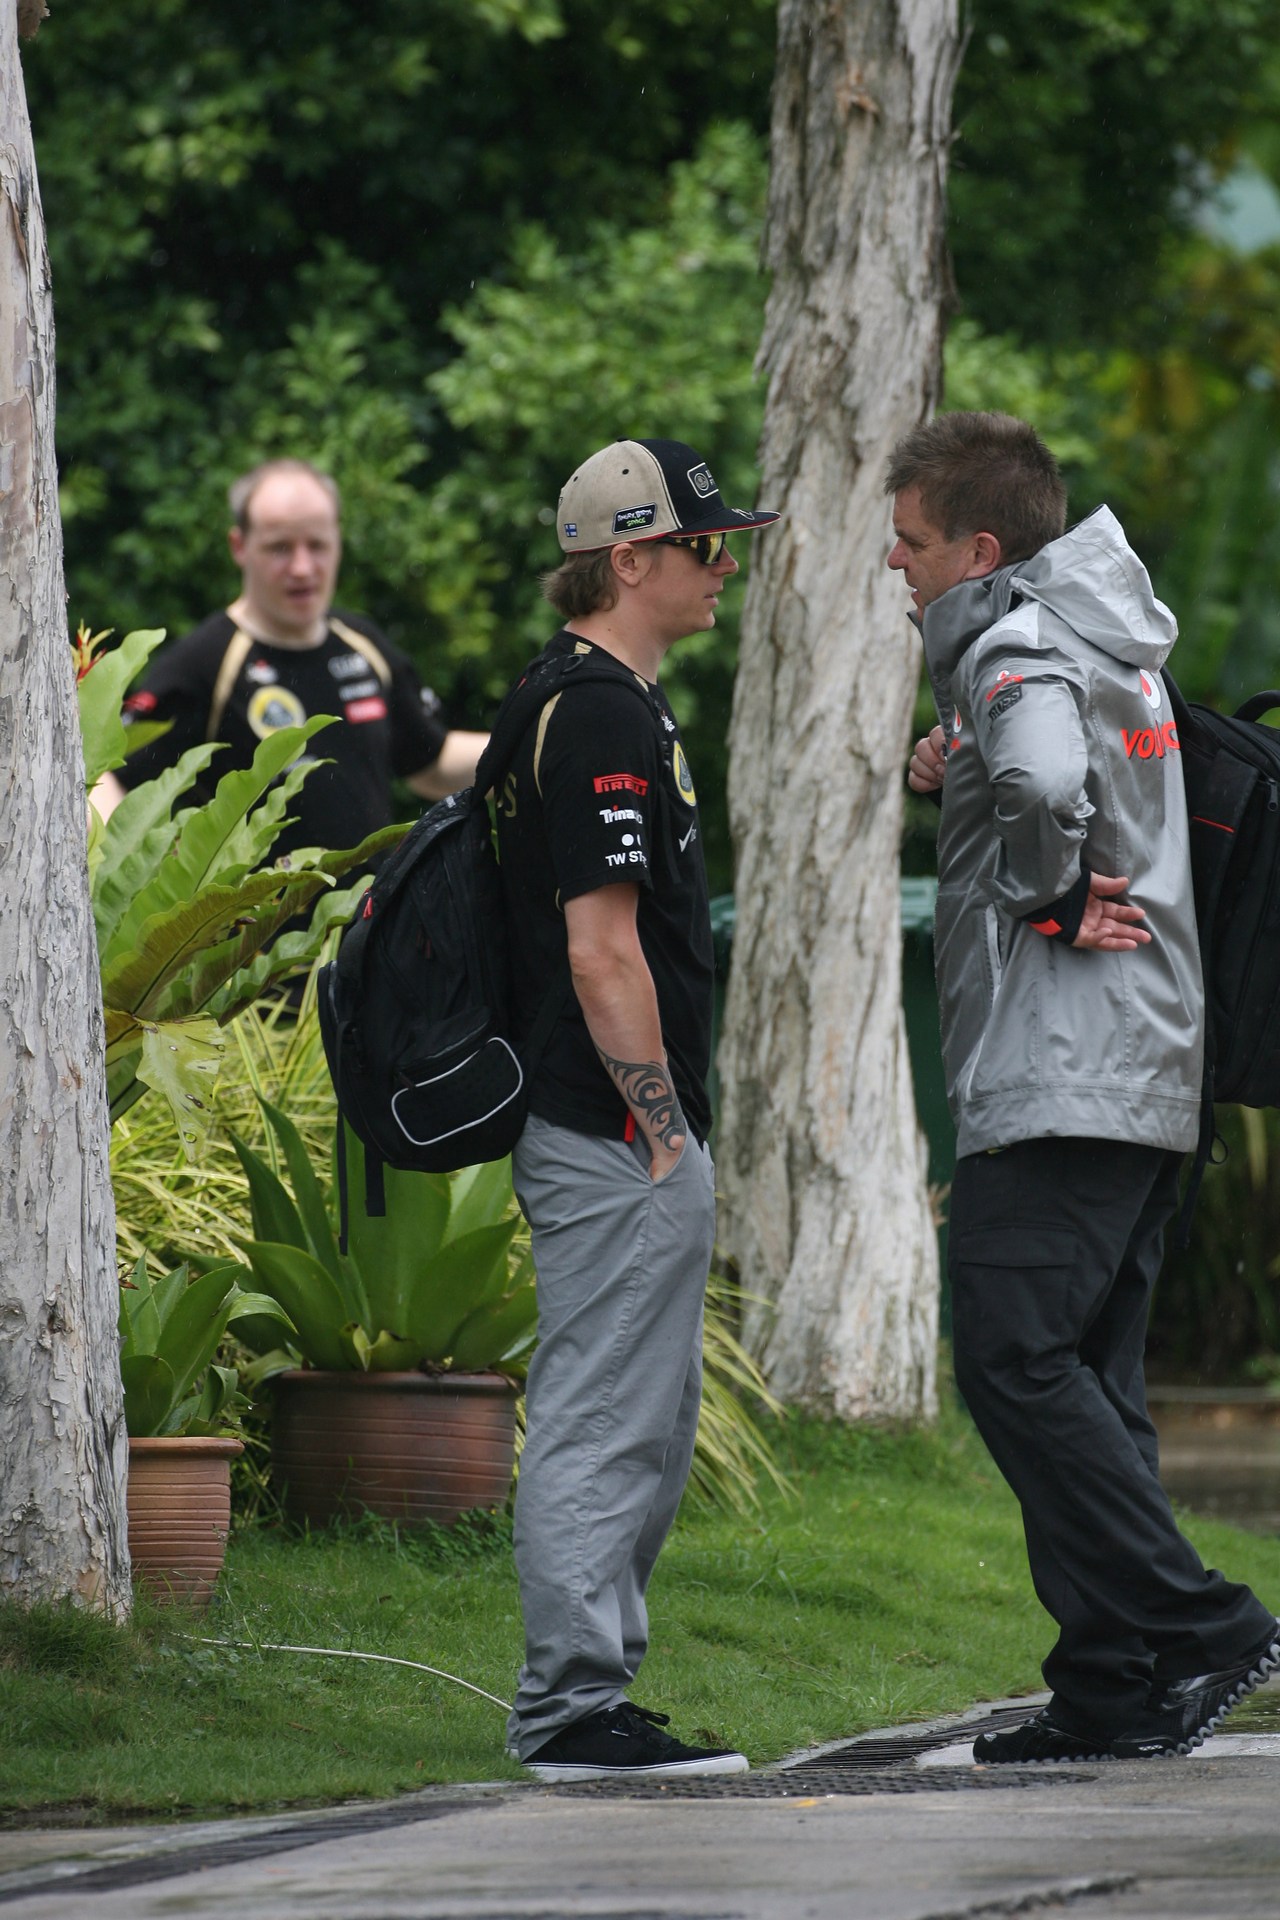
643, 507, 781, 538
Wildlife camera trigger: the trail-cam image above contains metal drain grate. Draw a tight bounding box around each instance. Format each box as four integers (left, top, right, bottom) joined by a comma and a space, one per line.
546, 1766, 1094, 1800
785, 1702, 1038, 1774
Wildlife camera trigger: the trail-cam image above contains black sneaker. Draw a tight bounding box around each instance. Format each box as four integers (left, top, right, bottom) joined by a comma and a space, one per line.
973, 1710, 1116, 1764
524, 1702, 749, 1782
1111, 1618, 1280, 1759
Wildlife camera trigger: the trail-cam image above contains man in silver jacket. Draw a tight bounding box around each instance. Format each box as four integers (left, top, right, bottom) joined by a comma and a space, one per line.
890, 411, 1278, 1763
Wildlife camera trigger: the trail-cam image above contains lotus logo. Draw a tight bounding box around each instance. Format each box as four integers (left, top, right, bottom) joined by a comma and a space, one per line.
687, 463, 716, 497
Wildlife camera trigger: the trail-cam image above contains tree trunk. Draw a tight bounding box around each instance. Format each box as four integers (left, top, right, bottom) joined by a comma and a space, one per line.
0, 0, 130, 1613
718, 0, 962, 1421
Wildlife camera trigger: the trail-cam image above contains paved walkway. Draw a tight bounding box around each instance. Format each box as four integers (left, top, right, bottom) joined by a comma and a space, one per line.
3, 1690, 1280, 1919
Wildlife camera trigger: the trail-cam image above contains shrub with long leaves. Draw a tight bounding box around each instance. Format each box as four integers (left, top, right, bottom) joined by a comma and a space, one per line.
118, 1254, 291, 1438
110, 978, 337, 1277
233, 1102, 537, 1377
76, 623, 404, 1151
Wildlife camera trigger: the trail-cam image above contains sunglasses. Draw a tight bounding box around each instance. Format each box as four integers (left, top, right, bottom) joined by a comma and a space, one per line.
657, 530, 731, 566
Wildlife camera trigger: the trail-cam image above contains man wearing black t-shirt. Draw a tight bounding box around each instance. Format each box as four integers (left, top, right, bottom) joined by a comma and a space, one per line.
93, 459, 486, 855
497, 439, 779, 1782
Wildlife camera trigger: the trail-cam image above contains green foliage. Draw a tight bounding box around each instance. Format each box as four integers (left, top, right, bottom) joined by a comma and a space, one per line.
1059, 236, 1280, 713
1149, 1106, 1280, 1380
25, 0, 774, 646
232, 1104, 536, 1376
76, 626, 396, 1146
942, 320, 1099, 472
117, 1253, 291, 1437
0, 1596, 134, 1682
952, 0, 1280, 346
691, 1269, 793, 1514
110, 982, 340, 1276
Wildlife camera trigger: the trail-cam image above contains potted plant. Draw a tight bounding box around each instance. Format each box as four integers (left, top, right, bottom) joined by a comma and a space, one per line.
119, 1255, 291, 1605
232, 1101, 536, 1530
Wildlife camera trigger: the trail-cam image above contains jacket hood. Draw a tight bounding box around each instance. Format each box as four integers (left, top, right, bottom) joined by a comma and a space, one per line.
921, 506, 1177, 677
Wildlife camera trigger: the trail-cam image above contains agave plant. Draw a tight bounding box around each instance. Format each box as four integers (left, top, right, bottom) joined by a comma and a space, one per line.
75, 623, 404, 1152
118, 1254, 292, 1438
232, 1100, 536, 1377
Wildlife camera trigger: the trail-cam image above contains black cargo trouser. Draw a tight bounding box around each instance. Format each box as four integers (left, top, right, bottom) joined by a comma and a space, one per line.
949, 1136, 1273, 1734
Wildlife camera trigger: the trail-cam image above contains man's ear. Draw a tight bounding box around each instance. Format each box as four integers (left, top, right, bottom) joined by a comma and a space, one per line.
228, 525, 246, 566
610, 541, 655, 590
970, 530, 1003, 578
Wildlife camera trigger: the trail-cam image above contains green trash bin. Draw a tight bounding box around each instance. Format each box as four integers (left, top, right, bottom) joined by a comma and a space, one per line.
707, 885, 954, 1317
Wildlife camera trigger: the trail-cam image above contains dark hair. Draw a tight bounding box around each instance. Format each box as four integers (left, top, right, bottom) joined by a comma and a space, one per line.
883, 411, 1066, 563
228, 458, 341, 532
539, 548, 620, 620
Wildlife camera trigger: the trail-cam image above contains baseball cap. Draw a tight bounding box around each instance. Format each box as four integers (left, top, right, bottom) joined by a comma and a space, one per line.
556, 438, 781, 553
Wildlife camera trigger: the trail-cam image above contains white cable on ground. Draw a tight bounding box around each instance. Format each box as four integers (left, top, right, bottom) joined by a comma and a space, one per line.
193, 1636, 512, 1711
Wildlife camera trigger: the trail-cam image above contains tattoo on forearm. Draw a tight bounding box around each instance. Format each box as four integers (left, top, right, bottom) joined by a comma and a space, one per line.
597, 1049, 686, 1149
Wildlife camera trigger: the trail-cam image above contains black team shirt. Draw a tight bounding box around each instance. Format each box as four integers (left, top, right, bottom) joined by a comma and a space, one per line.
117, 610, 449, 860
496, 631, 715, 1146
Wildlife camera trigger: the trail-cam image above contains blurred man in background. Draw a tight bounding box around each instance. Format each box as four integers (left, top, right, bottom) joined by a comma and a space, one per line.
92, 458, 486, 853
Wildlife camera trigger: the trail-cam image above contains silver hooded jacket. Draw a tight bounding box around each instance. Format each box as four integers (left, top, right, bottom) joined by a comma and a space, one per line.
922, 505, 1203, 1157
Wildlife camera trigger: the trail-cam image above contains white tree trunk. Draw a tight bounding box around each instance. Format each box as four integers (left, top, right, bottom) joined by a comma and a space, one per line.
719, 0, 961, 1422
0, 1, 129, 1613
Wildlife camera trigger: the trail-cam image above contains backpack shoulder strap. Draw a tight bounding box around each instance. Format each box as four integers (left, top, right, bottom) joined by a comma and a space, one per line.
328, 616, 392, 689
478, 649, 663, 802
475, 651, 658, 801
206, 627, 255, 742
1163, 667, 1249, 1244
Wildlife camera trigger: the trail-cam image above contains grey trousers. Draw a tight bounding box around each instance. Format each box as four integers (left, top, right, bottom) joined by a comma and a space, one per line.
507, 1112, 717, 1759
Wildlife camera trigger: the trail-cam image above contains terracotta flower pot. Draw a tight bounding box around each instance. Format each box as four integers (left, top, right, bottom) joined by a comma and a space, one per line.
127, 1435, 243, 1608
270, 1369, 518, 1530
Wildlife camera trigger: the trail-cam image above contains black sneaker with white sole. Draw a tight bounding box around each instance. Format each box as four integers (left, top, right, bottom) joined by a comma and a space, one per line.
523, 1702, 749, 1782
972, 1709, 1116, 1765
1111, 1618, 1280, 1759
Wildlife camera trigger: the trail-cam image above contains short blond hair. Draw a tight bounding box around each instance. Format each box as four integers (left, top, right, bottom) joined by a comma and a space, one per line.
228, 459, 341, 532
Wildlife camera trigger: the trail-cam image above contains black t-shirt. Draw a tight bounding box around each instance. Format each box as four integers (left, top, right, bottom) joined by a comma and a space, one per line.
496, 630, 714, 1145
117, 609, 449, 859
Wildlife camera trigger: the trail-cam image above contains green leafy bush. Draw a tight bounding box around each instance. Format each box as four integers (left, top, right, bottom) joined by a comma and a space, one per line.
76, 623, 399, 1149
1149, 1105, 1280, 1381
233, 1103, 536, 1377
110, 979, 337, 1276
118, 1255, 290, 1437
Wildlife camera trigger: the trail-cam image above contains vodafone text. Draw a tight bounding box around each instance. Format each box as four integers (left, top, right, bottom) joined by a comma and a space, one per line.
1122, 723, 1180, 760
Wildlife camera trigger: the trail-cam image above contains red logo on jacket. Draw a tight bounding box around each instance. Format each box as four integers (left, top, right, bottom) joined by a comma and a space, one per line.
593, 773, 649, 795
1122, 722, 1180, 760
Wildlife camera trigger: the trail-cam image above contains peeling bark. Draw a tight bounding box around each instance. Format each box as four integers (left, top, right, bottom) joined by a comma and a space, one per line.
719, 0, 962, 1422
16, 2, 47, 42
0, 0, 129, 1612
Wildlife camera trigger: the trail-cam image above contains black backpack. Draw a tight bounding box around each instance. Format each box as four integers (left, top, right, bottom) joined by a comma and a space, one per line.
1162, 671, 1280, 1225
317, 648, 654, 1237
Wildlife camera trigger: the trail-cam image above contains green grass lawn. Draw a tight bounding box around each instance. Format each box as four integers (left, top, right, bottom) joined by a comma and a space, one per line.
4, 1402, 1280, 1822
